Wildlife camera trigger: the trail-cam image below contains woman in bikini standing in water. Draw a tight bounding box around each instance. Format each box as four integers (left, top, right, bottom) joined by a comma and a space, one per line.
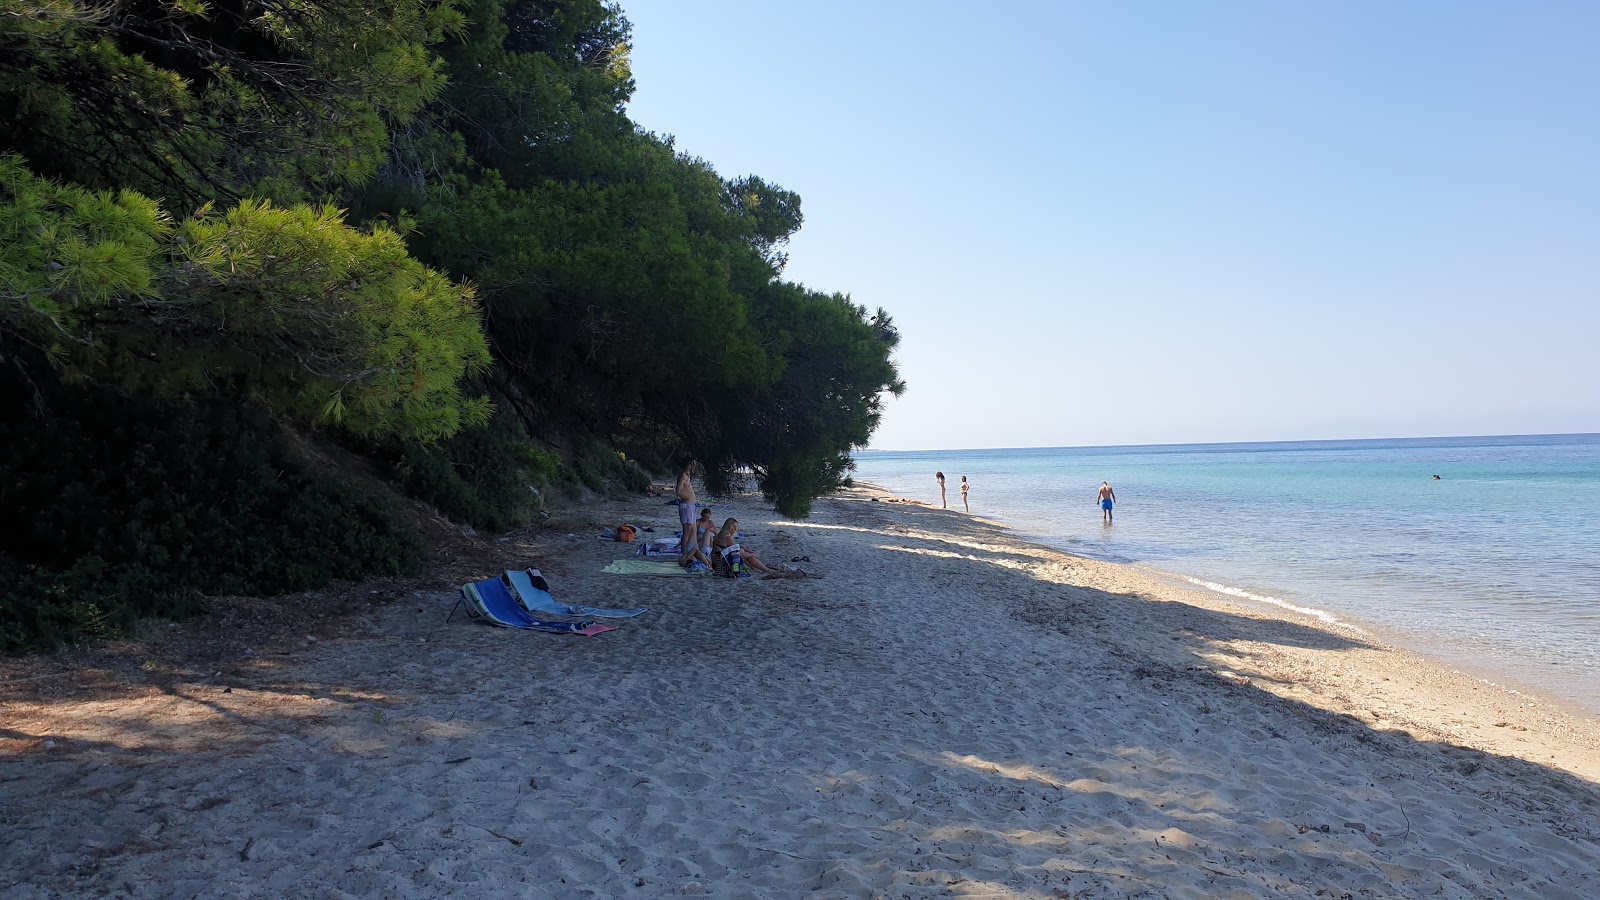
960, 475, 970, 513
936, 471, 946, 508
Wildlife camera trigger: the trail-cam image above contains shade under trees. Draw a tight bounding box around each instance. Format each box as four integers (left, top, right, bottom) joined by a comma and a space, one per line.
0, 0, 902, 647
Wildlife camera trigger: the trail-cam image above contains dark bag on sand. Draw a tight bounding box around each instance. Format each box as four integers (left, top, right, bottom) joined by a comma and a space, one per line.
711, 545, 743, 577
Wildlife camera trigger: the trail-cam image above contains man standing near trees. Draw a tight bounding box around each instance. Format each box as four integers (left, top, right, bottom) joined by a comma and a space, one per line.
677, 460, 709, 572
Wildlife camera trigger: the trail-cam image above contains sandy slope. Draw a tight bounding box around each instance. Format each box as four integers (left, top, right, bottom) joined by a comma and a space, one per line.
3, 485, 1599, 898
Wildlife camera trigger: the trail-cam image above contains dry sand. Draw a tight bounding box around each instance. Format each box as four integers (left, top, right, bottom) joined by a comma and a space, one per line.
4, 484, 1600, 898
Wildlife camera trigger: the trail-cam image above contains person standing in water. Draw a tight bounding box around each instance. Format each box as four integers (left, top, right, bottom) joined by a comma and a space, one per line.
936, 471, 947, 508
960, 475, 970, 513
1097, 481, 1116, 523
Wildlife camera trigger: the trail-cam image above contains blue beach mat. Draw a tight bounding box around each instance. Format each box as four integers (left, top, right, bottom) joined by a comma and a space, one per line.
461, 578, 618, 635
507, 569, 648, 618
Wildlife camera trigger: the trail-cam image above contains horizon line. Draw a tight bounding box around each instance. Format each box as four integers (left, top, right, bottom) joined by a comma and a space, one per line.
859, 431, 1600, 455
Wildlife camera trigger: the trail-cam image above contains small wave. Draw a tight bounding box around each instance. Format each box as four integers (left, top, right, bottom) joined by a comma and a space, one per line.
1181, 576, 1363, 632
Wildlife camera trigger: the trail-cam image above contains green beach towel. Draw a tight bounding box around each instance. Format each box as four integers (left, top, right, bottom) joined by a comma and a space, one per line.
603, 559, 703, 577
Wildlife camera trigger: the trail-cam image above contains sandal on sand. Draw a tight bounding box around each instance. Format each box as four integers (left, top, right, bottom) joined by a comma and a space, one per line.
790, 555, 811, 563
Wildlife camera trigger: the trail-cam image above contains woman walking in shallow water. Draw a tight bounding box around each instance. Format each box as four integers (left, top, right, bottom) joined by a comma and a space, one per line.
936, 471, 946, 508
960, 475, 970, 513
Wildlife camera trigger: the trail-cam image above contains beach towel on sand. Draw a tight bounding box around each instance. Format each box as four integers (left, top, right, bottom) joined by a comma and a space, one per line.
636, 539, 682, 557
603, 559, 706, 577
634, 533, 741, 558
462, 578, 618, 635
507, 569, 647, 618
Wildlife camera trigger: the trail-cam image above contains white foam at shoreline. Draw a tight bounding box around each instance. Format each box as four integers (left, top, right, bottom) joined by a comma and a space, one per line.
1181, 575, 1364, 632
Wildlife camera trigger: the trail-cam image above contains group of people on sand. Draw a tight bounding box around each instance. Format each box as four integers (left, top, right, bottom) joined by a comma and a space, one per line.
673, 460, 800, 578
935, 471, 1117, 523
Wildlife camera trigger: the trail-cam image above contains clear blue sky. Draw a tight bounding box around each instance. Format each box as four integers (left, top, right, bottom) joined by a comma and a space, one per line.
621, 0, 1599, 450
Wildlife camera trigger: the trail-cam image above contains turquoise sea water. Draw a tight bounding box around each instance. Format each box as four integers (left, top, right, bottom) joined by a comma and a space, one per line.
852, 435, 1600, 714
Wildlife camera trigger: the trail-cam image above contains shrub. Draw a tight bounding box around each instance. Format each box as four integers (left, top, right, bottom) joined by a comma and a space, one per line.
0, 388, 422, 651
0, 156, 491, 443
574, 438, 650, 497
370, 404, 555, 532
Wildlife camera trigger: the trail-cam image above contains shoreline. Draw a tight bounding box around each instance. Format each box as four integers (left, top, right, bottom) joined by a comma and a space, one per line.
1146, 566, 1600, 721
855, 480, 1600, 777
862, 474, 1600, 724
4, 484, 1599, 896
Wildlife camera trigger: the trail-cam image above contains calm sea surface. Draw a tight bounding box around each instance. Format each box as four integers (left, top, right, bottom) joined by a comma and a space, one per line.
852, 435, 1600, 714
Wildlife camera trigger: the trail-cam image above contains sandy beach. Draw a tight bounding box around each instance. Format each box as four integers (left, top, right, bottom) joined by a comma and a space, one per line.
4, 484, 1599, 898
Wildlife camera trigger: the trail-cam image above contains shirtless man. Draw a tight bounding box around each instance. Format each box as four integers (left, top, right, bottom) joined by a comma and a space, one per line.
677, 460, 709, 572
1097, 481, 1116, 523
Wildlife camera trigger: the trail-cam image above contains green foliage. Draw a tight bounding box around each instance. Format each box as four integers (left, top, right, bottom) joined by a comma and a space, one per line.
351, 0, 901, 516
0, 0, 463, 204
687, 284, 905, 518
0, 558, 189, 654
0, 0, 909, 656
724, 175, 804, 270
421, 0, 635, 187
405, 164, 773, 427
0, 157, 491, 441
0, 388, 423, 652
573, 438, 651, 497
364, 402, 552, 531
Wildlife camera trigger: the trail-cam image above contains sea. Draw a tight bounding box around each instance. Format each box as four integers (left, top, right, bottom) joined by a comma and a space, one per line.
852, 435, 1600, 715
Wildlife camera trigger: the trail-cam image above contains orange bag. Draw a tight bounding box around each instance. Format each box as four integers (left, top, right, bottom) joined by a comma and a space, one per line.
615, 524, 637, 543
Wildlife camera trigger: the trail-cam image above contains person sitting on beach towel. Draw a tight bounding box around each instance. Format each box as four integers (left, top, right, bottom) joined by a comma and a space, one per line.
712, 517, 801, 578
695, 508, 721, 559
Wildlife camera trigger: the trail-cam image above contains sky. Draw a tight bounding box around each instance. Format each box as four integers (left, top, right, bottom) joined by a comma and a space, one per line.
620, 0, 1600, 450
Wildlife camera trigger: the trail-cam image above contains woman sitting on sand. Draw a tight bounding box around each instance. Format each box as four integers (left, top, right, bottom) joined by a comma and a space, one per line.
696, 508, 720, 558
712, 517, 799, 577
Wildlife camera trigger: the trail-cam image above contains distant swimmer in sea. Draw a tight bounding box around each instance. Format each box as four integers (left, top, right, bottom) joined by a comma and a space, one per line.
1098, 481, 1116, 523
1432, 474, 1442, 480
960, 475, 970, 513
936, 471, 947, 508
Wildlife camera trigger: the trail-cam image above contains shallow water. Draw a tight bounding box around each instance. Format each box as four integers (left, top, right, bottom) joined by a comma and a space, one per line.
854, 435, 1600, 713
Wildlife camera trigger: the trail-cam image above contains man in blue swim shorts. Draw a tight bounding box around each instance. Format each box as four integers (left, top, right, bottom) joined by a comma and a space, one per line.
1097, 481, 1116, 523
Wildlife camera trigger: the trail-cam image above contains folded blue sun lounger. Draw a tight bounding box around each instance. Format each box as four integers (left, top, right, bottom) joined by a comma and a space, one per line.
453, 577, 618, 635
506, 569, 647, 618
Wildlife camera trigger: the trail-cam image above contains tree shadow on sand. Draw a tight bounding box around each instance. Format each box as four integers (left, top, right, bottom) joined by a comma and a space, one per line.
805, 493, 1600, 897
4, 490, 1599, 898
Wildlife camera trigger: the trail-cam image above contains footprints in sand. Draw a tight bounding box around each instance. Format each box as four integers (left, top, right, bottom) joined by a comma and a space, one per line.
6, 492, 1600, 897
